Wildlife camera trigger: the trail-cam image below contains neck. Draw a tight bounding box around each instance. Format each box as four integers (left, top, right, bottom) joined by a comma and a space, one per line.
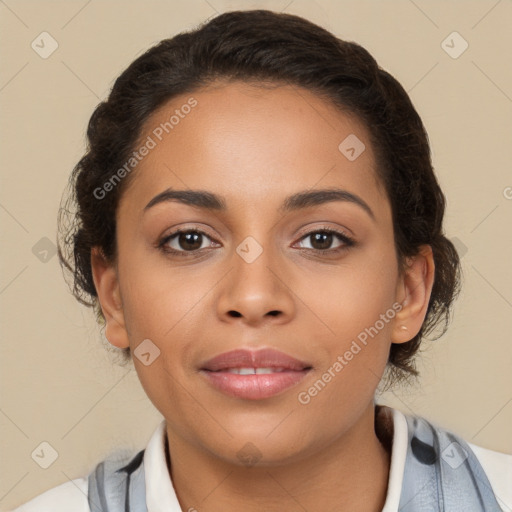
166, 402, 392, 512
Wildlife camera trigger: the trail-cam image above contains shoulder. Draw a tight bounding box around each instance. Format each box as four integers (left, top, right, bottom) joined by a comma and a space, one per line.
9, 477, 89, 512
8, 422, 165, 512
403, 409, 512, 511
467, 441, 512, 511
382, 406, 512, 512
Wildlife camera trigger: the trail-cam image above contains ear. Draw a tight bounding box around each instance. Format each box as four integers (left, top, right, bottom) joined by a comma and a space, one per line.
90, 247, 130, 349
391, 245, 435, 344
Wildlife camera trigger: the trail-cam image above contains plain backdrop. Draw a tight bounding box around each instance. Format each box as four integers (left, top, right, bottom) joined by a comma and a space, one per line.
1, 0, 511, 509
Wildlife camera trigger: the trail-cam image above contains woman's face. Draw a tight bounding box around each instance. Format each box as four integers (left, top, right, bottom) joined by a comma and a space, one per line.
96, 81, 423, 466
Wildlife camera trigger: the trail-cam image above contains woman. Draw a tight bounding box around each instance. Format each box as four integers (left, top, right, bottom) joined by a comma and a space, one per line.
12, 9, 511, 512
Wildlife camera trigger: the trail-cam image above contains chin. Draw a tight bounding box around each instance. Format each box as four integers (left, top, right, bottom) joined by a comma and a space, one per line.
201, 422, 324, 468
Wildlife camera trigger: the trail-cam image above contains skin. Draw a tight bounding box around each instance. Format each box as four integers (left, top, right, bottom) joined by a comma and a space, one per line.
91, 80, 435, 512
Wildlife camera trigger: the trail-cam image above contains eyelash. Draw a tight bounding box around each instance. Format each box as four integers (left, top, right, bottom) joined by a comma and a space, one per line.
157, 226, 356, 258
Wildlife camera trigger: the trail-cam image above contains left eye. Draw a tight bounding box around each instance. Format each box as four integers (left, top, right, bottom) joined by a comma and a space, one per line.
295, 230, 354, 251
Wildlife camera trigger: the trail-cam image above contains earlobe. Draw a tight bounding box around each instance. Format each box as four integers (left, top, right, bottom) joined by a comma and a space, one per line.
391, 245, 435, 344
90, 247, 130, 349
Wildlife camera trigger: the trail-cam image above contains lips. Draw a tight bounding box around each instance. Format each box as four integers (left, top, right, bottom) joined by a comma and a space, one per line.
200, 348, 312, 400
201, 348, 310, 372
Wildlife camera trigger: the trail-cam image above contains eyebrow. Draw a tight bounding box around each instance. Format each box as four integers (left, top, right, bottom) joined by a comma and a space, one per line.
144, 187, 375, 220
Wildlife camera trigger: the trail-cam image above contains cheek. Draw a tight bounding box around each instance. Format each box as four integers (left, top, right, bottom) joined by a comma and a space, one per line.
294, 247, 398, 406
300, 246, 398, 341
119, 250, 212, 340
121, 274, 207, 426
294, 269, 397, 424
118, 255, 220, 400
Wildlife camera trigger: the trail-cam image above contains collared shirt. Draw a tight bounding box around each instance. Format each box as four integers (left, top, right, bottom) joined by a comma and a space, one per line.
10, 408, 512, 511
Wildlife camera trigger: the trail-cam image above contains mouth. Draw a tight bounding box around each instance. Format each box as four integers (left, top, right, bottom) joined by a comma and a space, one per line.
216, 367, 297, 374
199, 348, 313, 400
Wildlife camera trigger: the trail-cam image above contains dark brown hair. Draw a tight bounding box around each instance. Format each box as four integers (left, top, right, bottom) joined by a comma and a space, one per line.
58, 9, 461, 384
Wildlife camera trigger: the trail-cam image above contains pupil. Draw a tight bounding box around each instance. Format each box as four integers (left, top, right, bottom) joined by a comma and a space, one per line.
180, 232, 202, 250
312, 232, 332, 250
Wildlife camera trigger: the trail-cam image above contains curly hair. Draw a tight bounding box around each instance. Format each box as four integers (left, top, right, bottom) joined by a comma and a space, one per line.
57, 9, 462, 384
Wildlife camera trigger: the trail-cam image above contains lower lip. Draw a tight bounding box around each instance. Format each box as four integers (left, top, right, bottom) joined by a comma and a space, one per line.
200, 370, 310, 400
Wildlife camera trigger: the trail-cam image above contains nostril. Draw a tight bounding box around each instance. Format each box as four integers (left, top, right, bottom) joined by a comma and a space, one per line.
228, 311, 242, 317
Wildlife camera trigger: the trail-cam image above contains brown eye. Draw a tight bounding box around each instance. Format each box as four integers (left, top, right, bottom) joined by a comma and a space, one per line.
176, 231, 203, 251
309, 232, 334, 250
296, 229, 354, 252
160, 229, 218, 254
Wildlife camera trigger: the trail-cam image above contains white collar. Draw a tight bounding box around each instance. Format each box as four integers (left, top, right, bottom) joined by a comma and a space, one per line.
381, 407, 408, 511
144, 419, 181, 512
144, 407, 409, 512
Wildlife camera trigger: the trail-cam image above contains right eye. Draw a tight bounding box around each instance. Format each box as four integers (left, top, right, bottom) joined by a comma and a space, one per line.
158, 229, 221, 256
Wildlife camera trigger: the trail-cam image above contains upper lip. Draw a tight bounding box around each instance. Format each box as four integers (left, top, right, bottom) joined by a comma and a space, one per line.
200, 348, 312, 372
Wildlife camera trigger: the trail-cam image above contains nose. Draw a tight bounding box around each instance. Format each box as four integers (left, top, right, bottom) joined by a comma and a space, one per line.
215, 240, 296, 327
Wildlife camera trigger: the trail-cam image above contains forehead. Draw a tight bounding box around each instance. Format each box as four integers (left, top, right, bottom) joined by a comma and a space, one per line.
119, 80, 389, 221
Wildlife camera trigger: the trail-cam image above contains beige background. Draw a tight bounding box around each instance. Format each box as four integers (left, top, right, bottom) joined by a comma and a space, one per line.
1, 0, 511, 509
